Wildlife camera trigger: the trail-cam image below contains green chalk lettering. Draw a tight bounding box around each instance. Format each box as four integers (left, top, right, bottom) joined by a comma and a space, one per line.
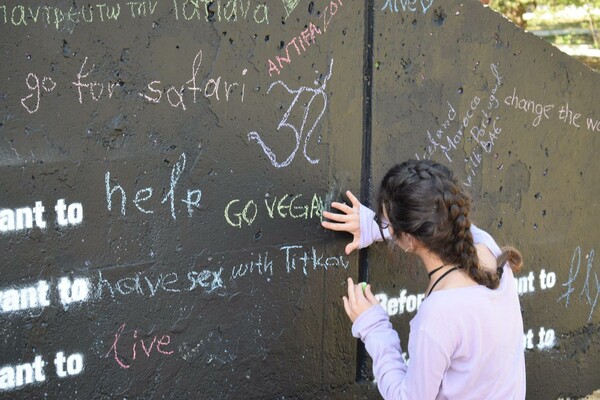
106, 3, 120, 19
238, 0, 249, 19
11, 5, 26, 26
172, 0, 179, 20
126, 1, 138, 17
96, 3, 106, 21
40, 6, 51, 25
182, 0, 201, 20
148, 0, 158, 14
288, 195, 307, 219
277, 194, 290, 218
214, 0, 221, 21
28, 6, 40, 23
53, 7, 64, 29
67, 7, 80, 23
81, 5, 93, 22
310, 194, 323, 219
253, 3, 267, 24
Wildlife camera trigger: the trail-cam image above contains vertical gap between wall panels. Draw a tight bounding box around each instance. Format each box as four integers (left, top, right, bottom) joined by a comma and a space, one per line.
356, 0, 375, 384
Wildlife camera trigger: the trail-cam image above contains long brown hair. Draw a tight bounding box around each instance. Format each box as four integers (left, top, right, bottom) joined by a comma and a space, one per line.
376, 159, 522, 289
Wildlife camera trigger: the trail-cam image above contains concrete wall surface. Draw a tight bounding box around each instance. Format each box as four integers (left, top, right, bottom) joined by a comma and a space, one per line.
0, 0, 598, 398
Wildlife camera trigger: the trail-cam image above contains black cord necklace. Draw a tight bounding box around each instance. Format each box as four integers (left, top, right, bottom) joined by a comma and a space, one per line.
427, 266, 459, 296
428, 264, 445, 278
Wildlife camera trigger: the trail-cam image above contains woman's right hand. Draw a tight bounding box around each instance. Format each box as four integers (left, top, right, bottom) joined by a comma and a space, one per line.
321, 190, 362, 255
342, 278, 379, 323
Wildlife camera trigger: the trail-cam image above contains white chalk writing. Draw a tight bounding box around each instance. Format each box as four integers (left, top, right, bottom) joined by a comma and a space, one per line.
416, 96, 481, 163
20, 73, 56, 114
1, 0, 273, 31
140, 50, 247, 109
279, 245, 349, 276
95, 268, 224, 300
21, 50, 247, 114
504, 87, 554, 127
281, 0, 300, 19
558, 246, 600, 323
172, 0, 269, 24
105, 153, 202, 220
1, 245, 347, 315
230, 252, 273, 280
0, 3, 125, 30
381, 0, 434, 15
72, 57, 119, 104
463, 63, 504, 187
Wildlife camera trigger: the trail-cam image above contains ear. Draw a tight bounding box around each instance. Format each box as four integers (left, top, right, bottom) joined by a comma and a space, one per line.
395, 232, 414, 252
404, 233, 421, 253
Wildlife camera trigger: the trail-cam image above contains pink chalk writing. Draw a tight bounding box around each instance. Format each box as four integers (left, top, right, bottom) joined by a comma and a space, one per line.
106, 323, 174, 369
267, 0, 343, 77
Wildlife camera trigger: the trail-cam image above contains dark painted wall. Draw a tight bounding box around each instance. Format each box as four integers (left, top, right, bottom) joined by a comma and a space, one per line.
0, 0, 598, 398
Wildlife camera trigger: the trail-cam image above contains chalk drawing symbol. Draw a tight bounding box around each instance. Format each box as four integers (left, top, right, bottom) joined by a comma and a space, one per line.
248, 58, 334, 168
282, 0, 301, 19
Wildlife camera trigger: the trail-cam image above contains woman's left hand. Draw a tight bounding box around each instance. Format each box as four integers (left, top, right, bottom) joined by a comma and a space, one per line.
321, 190, 362, 255
342, 277, 379, 323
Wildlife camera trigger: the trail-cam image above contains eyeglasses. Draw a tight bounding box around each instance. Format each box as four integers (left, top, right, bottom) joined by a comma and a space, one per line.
374, 214, 389, 240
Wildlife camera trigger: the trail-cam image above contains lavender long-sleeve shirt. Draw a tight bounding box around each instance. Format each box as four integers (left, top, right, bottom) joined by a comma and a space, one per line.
353, 206, 526, 399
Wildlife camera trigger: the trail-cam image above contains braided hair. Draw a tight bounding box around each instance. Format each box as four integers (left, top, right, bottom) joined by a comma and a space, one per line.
376, 159, 522, 289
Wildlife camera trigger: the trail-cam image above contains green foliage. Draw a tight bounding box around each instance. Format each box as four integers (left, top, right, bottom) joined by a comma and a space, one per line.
490, 0, 537, 28
546, 0, 600, 7
490, 0, 600, 49
553, 33, 589, 46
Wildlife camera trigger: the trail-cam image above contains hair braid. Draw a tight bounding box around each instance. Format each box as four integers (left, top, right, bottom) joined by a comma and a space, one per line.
377, 159, 520, 291
446, 189, 500, 289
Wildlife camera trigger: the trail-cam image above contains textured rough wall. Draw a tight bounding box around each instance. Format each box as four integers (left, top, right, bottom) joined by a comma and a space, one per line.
0, 0, 598, 399
370, 1, 600, 399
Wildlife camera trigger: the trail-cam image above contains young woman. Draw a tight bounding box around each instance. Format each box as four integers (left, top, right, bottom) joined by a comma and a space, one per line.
321, 159, 525, 399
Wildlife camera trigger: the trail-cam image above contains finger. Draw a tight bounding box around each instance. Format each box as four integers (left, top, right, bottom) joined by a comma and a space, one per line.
342, 296, 353, 319
347, 277, 356, 304
345, 239, 360, 255
365, 284, 379, 305
321, 220, 351, 232
322, 210, 350, 223
346, 190, 362, 209
330, 201, 354, 214
354, 281, 366, 300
